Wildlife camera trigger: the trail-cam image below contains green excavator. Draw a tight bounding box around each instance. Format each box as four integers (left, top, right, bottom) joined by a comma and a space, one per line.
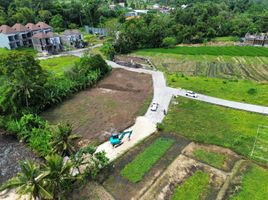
109, 130, 133, 147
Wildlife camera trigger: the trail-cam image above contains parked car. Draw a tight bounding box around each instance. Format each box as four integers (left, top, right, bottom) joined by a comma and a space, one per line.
150, 103, 158, 111
185, 90, 197, 98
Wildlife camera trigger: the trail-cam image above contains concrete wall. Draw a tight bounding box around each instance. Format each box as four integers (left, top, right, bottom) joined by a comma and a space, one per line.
0, 34, 11, 49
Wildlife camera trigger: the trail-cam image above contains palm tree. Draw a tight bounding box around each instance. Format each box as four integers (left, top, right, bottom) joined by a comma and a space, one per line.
44, 154, 78, 199
0, 160, 52, 200
50, 123, 81, 156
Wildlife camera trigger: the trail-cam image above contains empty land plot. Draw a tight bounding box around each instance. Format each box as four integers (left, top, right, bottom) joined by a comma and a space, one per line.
42, 69, 152, 145
160, 97, 268, 162
171, 170, 210, 200
40, 55, 80, 76
225, 162, 268, 200
120, 137, 175, 183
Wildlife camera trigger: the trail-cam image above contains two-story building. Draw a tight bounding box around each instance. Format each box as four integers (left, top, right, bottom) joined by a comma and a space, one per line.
61, 29, 85, 48
0, 25, 21, 49
32, 32, 62, 54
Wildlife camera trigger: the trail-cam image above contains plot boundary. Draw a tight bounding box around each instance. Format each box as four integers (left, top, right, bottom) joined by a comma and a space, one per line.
250, 125, 268, 162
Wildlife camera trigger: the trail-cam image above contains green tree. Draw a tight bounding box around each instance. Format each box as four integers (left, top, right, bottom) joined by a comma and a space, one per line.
44, 154, 77, 199
162, 37, 177, 48
38, 10, 52, 23
49, 14, 64, 32
50, 123, 81, 156
0, 160, 52, 200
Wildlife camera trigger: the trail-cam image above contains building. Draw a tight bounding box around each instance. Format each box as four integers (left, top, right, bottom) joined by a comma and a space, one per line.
61, 29, 85, 48
243, 33, 268, 47
12, 23, 32, 47
0, 25, 20, 49
32, 32, 62, 54
25, 22, 52, 35
85, 26, 108, 37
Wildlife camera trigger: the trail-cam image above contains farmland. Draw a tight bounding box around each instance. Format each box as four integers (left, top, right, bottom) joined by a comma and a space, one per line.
133, 46, 268, 105
120, 137, 175, 182
42, 68, 152, 145
160, 97, 268, 161
135, 46, 268, 57
39, 55, 80, 76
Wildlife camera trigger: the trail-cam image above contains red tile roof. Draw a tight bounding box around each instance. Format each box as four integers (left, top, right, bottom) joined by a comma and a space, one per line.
36, 22, 51, 29
32, 32, 50, 39
0, 25, 17, 34
25, 23, 40, 31
12, 23, 28, 32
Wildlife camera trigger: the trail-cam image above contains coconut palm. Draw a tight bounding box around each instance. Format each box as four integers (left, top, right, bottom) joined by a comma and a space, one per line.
44, 154, 78, 199
0, 160, 52, 200
50, 123, 81, 156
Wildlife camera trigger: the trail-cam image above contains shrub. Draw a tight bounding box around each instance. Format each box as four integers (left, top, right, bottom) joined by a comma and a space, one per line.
247, 88, 257, 95
29, 128, 52, 156
162, 37, 177, 48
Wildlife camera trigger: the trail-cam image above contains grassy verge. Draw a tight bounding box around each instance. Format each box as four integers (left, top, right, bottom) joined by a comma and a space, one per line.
230, 164, 268, 200
160, 97, 268, 161
135, 46, 268, 57
167, 74, 268, 106
171, 170, 210, 200
120, 137, 175, 182
212, 36, 239, 42
137, 91, 153, 116
40, 55, 80, 76
193, 148, 225, 169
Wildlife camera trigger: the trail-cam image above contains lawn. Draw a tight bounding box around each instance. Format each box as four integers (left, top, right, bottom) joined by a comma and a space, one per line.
135, 46, 268, 57
0, 47, 37, 56
193, 148, 225, 169
211, 36, 239, 42
171, 170, 210, 200
40, 55, 80, 76
167, 74, 268, 106
230, 164, 268, 200
120, 137, 175, 183
160, 97, 268, 161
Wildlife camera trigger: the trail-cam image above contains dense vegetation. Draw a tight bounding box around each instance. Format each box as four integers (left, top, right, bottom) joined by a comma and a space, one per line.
171, 170, 210, 200
0, 0, 125, 31
159, 97, 268, 161
120, 137, 174, 182
114, 0, 268, 53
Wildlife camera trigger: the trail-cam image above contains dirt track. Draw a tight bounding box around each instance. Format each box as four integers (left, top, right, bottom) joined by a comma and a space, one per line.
42, 68, 152, 145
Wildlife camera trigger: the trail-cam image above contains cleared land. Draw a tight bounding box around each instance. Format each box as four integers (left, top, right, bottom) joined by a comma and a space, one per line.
42, 69, 152, 145
160, 97, 268, 161
133, 46, 268, 106
171, 170, 210, 200
120, 137, 175, 182
40, 55, 80, 76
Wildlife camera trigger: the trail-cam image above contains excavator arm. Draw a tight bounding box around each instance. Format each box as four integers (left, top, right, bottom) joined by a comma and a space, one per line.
119, 130, 133, 140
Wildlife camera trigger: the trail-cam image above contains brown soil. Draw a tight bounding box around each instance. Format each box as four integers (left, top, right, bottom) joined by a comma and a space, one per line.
42, 69, 152, 145
140, 154, 227, 200
182, 142, 241, 172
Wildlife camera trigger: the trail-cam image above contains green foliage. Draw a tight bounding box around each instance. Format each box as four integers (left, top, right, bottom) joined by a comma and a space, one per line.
247, 88, 257, 95
161, 97, 268, 160
49, 14, 64, 32
100, 41, 116, 60
193, 149, 225, 169
230, 164, 268, 200
50, 123, 81, 156
120, 137, 175, 182
171, 171, 210, 200
162, 37, 177, 48
136, 46, 268, 57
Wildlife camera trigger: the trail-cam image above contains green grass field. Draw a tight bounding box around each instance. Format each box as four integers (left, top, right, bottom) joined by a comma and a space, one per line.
211, 36, 239, 42
167, 74, 268, 106
230, 164, 268, 200
40, 56, 80, 76
0, 48, 37, 56
160, 97, 268, 161
193, 149, 225, 169
120, 137, 175, 183
135, 46, 268, 57
171, 170, 210, 200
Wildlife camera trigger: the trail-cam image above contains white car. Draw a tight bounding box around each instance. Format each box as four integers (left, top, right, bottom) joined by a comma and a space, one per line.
150, 103, 158, 111
185, 90, 197, 98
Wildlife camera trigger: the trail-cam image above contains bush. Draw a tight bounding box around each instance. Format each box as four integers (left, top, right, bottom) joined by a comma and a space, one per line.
247, 88, 257, 95
162, 37, 177, 48
29, 128, 52, 156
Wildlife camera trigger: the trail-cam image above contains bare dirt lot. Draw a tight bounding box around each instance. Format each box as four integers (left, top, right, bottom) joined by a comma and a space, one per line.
42, 69, 152, 145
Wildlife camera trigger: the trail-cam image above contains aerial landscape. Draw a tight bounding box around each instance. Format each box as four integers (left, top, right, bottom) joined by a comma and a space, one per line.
0, 0, 267, 199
